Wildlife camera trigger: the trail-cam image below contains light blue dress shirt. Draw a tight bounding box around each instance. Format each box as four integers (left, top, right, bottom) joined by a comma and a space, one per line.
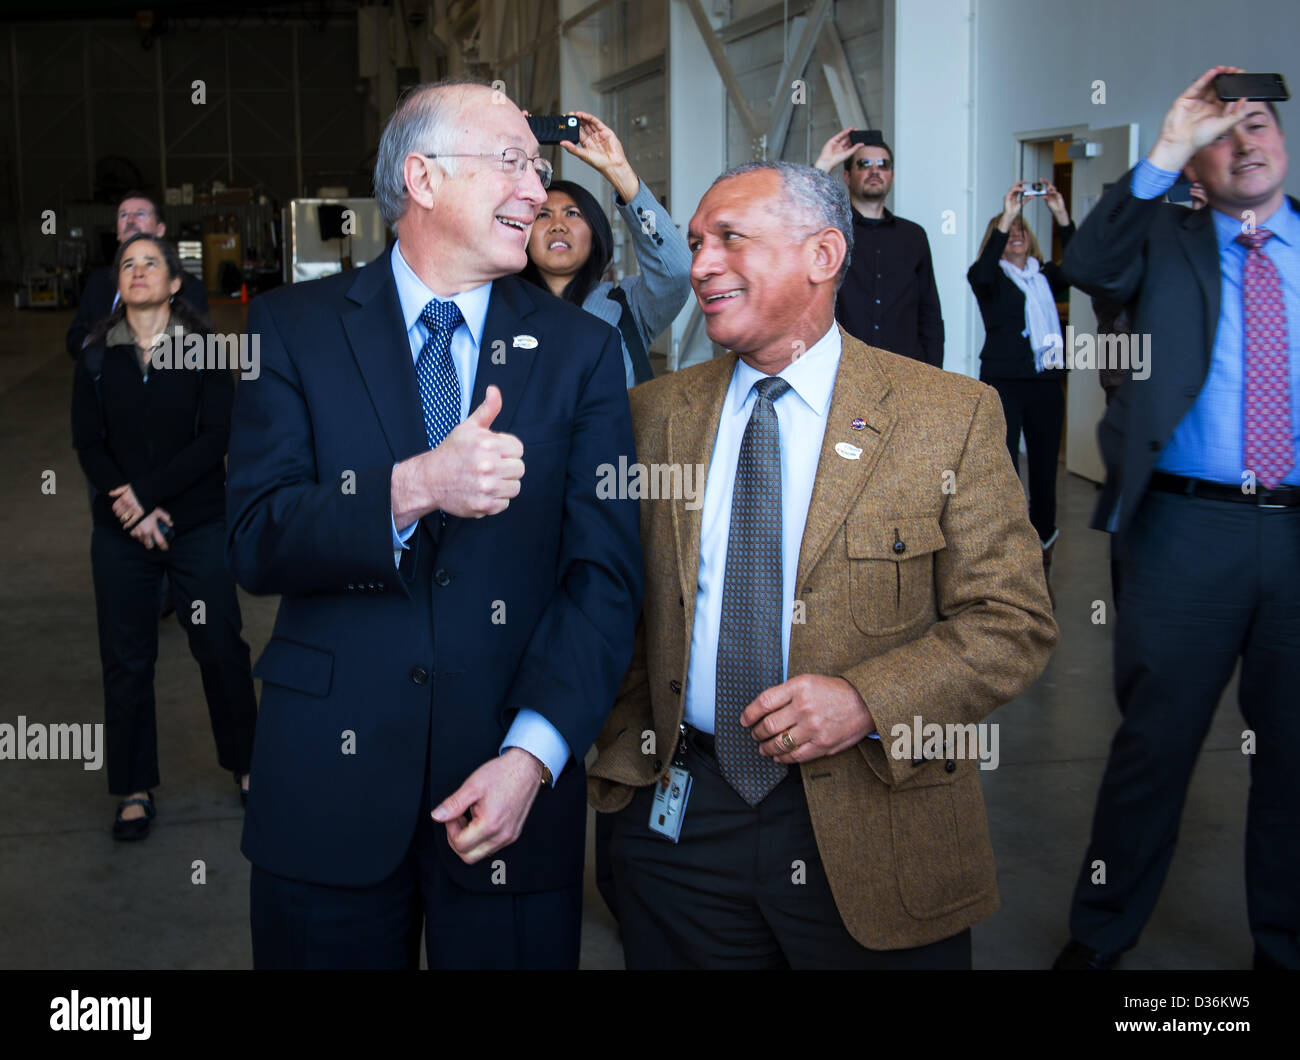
1131, 159, 1299, 486
387, 241, 570, 781
683, 324, 842, 734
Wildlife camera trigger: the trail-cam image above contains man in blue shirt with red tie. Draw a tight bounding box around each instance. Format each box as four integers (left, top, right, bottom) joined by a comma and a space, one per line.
1056, 66, 1299, 970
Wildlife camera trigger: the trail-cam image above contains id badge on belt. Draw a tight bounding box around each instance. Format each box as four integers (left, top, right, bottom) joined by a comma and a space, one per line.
647, 724, 693, 843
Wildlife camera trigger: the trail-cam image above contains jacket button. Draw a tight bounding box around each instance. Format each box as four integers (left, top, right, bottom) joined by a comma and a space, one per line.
893, 540, 906, 554
669, 679, 682, 694
435, 569, 451, 586
945, 760, 956, 773
410, 667, 429, 685
367, 582, 376, 590
377, 582, 385, 590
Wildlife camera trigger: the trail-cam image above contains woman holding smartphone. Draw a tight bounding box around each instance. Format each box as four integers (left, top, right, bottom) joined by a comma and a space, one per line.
72, 232, 257, 839
968, 179, 1075, 602
521, 111, 691, 387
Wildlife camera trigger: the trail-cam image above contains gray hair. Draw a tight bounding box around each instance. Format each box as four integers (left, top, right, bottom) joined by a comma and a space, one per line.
373, 78, 493, 229
711, 160, 854, 285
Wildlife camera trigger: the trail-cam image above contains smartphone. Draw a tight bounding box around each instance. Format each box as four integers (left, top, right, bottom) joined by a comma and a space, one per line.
1213, 73, 1289, 102
849, 129, 884, 147
528, 114, 580, 144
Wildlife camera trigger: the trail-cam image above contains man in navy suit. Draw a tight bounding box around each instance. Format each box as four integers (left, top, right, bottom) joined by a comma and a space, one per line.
225, 80, 642, 969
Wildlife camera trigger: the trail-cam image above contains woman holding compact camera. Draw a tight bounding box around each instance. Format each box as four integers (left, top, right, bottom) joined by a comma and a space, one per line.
72, 232, 257, 840
968, 179, 1075, 602
521, 111, 691, 387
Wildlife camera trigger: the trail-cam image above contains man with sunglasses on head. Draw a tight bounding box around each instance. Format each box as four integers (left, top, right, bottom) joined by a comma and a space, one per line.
816, 130, 945, 368
226, 79, 642, 969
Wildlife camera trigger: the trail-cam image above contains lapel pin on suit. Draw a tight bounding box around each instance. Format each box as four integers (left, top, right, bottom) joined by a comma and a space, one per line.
835, 442, 863, 461
512, 334, 538, 349
851, 417, 867, 430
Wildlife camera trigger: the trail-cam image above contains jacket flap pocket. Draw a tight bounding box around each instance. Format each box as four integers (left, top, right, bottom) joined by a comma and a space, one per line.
253, 637, 334, 697
846, 516, 946, 560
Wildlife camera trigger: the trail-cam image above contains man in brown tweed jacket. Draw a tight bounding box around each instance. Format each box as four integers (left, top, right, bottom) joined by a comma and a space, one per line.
588, 161, 1058, 969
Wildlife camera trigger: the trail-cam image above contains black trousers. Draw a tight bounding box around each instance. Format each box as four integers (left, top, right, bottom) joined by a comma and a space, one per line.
986, 376, 1064, 543
250, 764, 583, 969
1067, 491, 1300, 967
90, 520, 257, 795
608, 732, 972, 969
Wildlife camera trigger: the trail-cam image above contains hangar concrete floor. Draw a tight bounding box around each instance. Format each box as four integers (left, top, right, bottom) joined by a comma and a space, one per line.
0, 301, 1254, 970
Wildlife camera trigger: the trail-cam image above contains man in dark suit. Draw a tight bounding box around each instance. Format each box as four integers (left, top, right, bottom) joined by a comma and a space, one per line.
66, 190, 209, 356
1057, 66, 1299, 970
225, 80, 642, 969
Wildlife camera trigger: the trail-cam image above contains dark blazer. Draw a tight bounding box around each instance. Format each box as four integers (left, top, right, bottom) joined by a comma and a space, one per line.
226, 254, 643, 895
66, 266, 209, 357
1064, 166, 1300, 537
71, 335, 232, 533
968, 222, 1074, 379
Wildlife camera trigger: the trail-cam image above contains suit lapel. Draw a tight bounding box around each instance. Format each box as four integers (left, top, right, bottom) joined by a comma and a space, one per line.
1176, 207, 1222, 370
794, 331, 896, 590
342, 254, 428, 466
436, 276, 540, 548
667, 355, 735, 626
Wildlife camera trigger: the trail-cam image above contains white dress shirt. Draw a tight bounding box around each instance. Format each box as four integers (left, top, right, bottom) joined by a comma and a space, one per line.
387, 241, 570, 781
683, 324, 842, 733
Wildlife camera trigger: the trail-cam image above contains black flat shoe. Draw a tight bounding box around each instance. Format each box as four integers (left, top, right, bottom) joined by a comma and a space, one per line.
1052, 939, 1117, 970
112, 793, 155, 841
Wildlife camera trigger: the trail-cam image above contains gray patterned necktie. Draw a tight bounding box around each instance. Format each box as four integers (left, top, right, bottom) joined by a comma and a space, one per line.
715, 375, 791, 805
417, 298, 464, 449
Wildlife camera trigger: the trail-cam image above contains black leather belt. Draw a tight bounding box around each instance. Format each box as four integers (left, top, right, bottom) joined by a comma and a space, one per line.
1148, 472, 1300, 508
682, 723, 716, 759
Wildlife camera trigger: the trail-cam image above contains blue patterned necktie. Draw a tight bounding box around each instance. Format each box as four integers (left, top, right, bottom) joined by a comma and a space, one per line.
417, 298, 464, 449
715, 375, 791, 806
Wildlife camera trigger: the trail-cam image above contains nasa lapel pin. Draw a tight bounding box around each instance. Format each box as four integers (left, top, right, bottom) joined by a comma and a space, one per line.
512, 335, 538, 349
850, 417, 867, 431
835, 442, 863, 461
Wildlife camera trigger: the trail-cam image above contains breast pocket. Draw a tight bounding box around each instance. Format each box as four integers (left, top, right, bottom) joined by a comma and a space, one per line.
845, 515, 946, 635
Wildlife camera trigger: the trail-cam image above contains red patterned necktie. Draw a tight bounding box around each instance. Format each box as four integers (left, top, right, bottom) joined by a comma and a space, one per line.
1236, 229, 1294, 489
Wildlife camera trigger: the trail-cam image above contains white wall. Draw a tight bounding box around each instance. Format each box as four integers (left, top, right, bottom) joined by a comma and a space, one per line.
889, 0, 974, 376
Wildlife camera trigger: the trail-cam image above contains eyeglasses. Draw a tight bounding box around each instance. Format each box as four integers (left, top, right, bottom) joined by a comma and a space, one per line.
423, 148, 553, 189
854, 158, 892, 171
117, 208, 156, 222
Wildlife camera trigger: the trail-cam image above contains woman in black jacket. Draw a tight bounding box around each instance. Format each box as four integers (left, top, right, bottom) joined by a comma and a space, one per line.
72, 232, 257, 839
968, 179, 1074, 598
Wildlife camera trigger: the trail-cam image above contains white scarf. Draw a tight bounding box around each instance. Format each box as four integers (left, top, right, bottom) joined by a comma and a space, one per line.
998, 256, 1064, 371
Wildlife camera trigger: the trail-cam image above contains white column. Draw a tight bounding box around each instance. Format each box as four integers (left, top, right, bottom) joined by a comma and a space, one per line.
889, 0, 975, 376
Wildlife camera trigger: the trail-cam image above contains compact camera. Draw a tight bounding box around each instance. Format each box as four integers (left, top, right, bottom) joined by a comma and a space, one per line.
1023, 181, 1049, 198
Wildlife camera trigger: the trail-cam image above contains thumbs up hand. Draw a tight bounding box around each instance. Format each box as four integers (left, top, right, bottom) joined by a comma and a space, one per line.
391, 385, 526, 524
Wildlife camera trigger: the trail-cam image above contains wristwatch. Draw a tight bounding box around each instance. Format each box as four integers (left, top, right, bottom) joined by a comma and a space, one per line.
538, 762, 554, 788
